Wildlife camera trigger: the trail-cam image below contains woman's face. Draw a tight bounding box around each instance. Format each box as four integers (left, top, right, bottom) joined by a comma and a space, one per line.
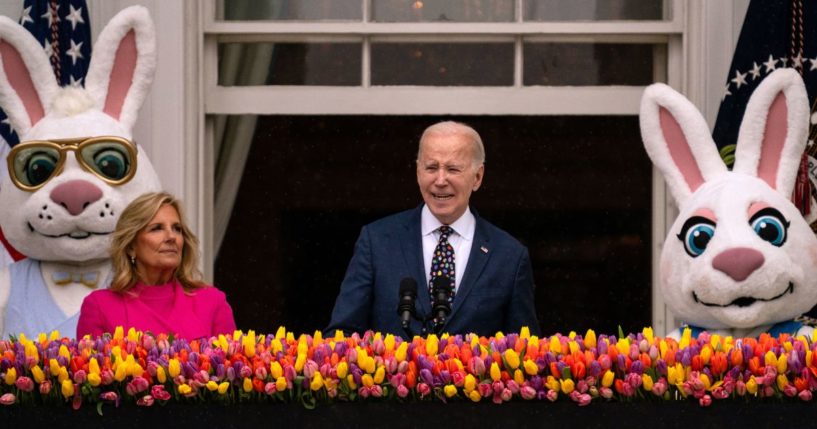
132, 204, 184, 278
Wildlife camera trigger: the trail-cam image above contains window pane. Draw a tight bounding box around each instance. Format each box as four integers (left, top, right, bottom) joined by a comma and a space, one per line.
371, 43, 513, 86
371, 0, 515, 22
218, 43, 361, 86
214, 115, 652, 335
524, 43, 658, 86
524, 0, 666, 21
219, 0, 362, 21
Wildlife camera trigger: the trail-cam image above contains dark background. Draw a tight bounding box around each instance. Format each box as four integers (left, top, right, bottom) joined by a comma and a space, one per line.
214, 115, 652, 336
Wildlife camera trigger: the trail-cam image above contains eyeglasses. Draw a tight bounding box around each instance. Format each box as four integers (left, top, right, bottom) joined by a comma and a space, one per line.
7, 136, 138, 191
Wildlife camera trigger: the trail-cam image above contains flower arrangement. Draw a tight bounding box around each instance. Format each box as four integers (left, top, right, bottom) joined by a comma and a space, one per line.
1, 326, 815, 412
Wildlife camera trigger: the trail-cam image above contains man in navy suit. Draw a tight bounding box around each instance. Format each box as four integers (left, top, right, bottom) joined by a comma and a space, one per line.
326, 121, 539, 337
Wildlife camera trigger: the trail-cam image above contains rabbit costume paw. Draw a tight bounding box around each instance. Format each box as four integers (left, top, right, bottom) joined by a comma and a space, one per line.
0, 6, 161, 338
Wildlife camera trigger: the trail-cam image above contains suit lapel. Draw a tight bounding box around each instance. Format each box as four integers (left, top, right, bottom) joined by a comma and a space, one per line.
447, 214, 491, 324
400, 206, 432, 317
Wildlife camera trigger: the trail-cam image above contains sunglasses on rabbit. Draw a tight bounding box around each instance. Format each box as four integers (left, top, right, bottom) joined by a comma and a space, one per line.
7, 136, 138, 191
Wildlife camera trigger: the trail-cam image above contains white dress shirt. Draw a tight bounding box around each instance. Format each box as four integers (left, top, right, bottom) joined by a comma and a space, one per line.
421, 205, 475, 293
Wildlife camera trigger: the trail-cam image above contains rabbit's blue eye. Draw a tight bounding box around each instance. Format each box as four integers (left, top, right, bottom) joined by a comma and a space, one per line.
677, 216, 716, 257
750, 208, 789, 247
25, 153, 58, 186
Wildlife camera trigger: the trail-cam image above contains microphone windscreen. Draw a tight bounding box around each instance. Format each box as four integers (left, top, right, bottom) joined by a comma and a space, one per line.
399, 277, 417, 297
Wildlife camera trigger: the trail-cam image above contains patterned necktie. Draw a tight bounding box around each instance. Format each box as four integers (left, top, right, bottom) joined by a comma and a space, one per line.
429, 225, 456, 304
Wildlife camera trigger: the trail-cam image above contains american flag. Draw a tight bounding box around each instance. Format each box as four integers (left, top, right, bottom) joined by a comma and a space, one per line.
0, 0, 90, 262
711, 0, 816, 216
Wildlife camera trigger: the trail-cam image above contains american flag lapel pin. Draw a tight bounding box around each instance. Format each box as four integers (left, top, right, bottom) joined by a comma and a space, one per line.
480, 246, 488, 254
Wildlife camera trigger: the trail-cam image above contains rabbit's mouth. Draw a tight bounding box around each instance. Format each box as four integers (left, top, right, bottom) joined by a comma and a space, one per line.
27, 222, 111, 240
692, 282, 794, 308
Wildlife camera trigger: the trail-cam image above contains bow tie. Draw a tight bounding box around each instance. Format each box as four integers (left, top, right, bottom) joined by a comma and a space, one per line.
52, 270, 100, 288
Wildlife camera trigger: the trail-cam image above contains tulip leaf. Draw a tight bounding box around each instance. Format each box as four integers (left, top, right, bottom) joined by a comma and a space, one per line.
561, 366, 572, 380
96, 402, 104, 416
300, 391, 316, 410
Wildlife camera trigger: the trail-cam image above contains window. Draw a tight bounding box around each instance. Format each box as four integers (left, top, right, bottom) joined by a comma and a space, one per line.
203, 0, 684, 335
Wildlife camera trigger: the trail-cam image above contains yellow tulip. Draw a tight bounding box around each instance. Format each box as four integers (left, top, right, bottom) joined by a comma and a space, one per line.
528, 336, 539, 350
777, 354, 787, 374
700, 373, 711, 390
710, 334, 721, 351
746, 377, 758, 395
313, 330, 323, 345
218, 334, 229, 351
127, 327, 138, 343
496, 332, 505, 340
616, 338, 630, 355
764, 351, 777, 367
584, 330, 597, 348
178, 384, 192, 395
568, 341, 579, 355
523, 359, 538, 376
808, 350, 814, 368
58, 345, 70, 360
114, 364, 126, 382
395, 342, 408, 362
24, 342, 38, 361
206, 381, 219, 391
4, 367, 16, 385
362, 357, 376, 374
269, 361, 282, 379
546, 376, 560, 392
49, 359, 60, 376
700, 345, 712, 365
275, 377, 287, 392
347, 374, 357, 390
294, 354, 306, 373
336, 362, 348, 379
426, 335, 439, 356
332, 329, 344, 342
89, 357, 100, 375
642, 327, 654, 344
113, 326, 124, 341
88, 372, 101, 387
242, 377, 252, 392
490, 362, 501, 382
218, 382, 230, 395
362, 374, 374, 388
444, 385, 457, 398
156, 366, 167, 384
384, 334, 395, 352
37, 333, 46, 344
243, 330, 257, 358
286, 332, 295, 343
468, 390, 481, 402
61, 379, 74, 398
777, 374, 789, 391
659, 340, 668, 359
464, 374, 476, 392
311, 373, 324, 391
373, 366, 385, 384
504, 349, 520, 370
49, 330, 60, 342
679, 328, 691, 350
520, 326, 531, 339
470, 335, 480, 349
568, 331, 576, 340
514, 369, 525, 386
168, 358, 181, 378
560, 378, 575, 394
549, 336, 562, 354
601, 370, 614, 388
642, 374, 654, 391
31, 366, 45, 384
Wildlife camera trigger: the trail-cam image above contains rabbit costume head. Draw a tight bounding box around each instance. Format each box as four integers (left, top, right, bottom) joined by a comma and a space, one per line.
640, 69, 817, 334
0, 6, 161, 262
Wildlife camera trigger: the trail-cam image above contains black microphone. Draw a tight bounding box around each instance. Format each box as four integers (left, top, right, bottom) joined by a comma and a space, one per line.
430, 275, 453, 330
397, 278, 418, 331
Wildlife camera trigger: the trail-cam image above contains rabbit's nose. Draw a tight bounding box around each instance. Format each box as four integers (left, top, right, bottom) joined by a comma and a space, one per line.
50, 180, 103, 216
712, 247, 765, 282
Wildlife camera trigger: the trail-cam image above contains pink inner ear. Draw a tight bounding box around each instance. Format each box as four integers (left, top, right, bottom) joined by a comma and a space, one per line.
103, 30, 137, 120
757, 93, 787, 190
0, 40, 45, 125
660, 107, 705, 193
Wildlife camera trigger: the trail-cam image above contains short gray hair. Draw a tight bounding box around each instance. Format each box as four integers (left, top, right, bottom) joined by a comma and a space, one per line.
417, 121, 485, 167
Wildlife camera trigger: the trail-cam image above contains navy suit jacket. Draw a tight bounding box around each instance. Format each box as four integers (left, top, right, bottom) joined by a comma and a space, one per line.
326, 206, 539, 337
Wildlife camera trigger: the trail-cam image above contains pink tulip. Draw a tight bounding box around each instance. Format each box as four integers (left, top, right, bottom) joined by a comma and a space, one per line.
0, 393, 15, 406
370, 385, 383, 398
39, 380, 52, 395
396, 384, 409, 398
151, 385, 170, 401
136, 395, 155, 407
546, 389, 558, 402
520, 385, 536, 400
599, 387, 613, 399
783, 384, 798, 398
478, 382, 492, 398
358, 387, 371, 398
15, 376, 34, 392
699, 394, 712, 407
264, 382, 277, 395
417, 382, 431, 398
799, 390, 813, 402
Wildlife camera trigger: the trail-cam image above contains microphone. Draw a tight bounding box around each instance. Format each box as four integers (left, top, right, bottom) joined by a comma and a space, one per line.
397, 278, 418, 332
430, 275, 453, 332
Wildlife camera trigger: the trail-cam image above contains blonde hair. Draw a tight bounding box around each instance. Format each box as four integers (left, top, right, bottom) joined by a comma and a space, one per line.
109, 192, 205, 293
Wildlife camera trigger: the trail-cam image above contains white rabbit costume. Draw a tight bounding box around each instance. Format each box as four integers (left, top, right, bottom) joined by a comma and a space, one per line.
640, 68, 817, 339
0, 6, 161, 338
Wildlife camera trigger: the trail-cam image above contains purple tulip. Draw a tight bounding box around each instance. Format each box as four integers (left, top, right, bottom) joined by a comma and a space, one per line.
419, 368, 433, 386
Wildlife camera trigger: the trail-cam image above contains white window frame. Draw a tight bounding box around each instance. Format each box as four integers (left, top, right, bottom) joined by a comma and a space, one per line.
77, 0, 749, 336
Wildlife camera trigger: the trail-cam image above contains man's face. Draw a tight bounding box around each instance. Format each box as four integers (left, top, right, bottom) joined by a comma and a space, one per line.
416, 133, 484, 225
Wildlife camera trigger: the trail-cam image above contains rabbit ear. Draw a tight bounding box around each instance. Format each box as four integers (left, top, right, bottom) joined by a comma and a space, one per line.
640, 83, 727, 206
0, 16, 60, 137
732, 68, 809, 196
84, 6, 156, 132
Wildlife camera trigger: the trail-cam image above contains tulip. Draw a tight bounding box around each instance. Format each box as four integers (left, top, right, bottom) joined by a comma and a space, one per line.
61, 379, 74, 398
242, 377, 252, 393
699, 394, 712, 407
601, 370, 614, 388
490, 362, 501, 382
168, 359, 181, 378
799, 389, 813, 402
746, 377, 758, 395
4, 367, 16, 385
31, 365, 45, 384
14, 375, 33, 392
546, 389, 558, 401
444, 385, 457, 398
178, 384, 192, 395
417, 382, 431, 398
136, 395, 155, 407
468, 390, 482, 402
500, 387, 512, 402
39, 380, 52, 395
0, 393, 16, 405
219, 381, 231, 395
73, 369, 87, 384
560, 378, 575, 394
